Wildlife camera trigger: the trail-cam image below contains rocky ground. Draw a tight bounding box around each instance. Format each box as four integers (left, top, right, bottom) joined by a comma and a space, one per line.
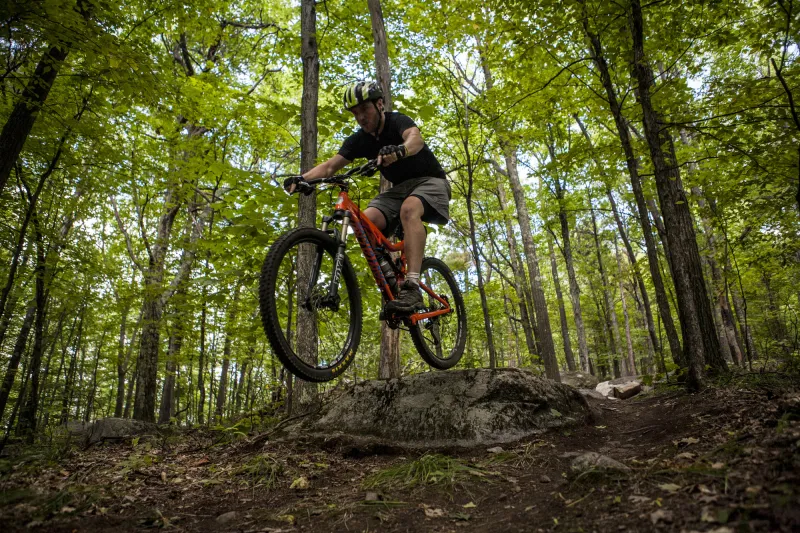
0, 373, 798, 532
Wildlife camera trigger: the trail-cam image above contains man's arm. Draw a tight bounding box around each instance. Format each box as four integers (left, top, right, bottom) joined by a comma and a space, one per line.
285, 154, 351, 193
302, 154, 350, 180
378, 127, 424, 166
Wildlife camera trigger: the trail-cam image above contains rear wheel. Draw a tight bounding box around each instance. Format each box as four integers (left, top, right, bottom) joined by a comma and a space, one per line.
259, 228, 362, 382
409, 257, 466, 370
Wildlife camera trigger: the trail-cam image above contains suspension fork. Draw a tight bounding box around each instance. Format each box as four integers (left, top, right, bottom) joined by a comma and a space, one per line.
311, 211, 350, 308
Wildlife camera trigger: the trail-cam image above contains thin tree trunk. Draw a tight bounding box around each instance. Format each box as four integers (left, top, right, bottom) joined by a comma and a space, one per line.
495, 181, 537, 359
158, 332, 183, 423
590, 202, 621, 378
368, 0, 402, 378
0, 302, 35, 421
615, 241, 637, 375
215, 286, 240, 421
577, 10, 684, 368
461, 103, 497, 368
548, 235, 576, 371
550, 175, 590, 372
502, 148, 559, 381
573, 114, 661, 363
295, 0, 320, 409
83, 328, 107, 423
629, 0, 725, 389
61, 308, 85, 424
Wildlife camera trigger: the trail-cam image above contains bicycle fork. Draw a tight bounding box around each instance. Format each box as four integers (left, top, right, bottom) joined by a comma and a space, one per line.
304, 213, 351, 312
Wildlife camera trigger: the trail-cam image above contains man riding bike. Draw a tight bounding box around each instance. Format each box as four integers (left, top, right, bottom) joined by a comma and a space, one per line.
285, 80, 451, 315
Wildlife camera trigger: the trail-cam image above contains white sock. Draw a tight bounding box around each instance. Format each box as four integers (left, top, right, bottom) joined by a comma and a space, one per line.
406, 272, 420, 286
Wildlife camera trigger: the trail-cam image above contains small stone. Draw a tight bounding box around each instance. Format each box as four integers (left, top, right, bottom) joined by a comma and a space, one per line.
365, 492, 381, 501
539, 475, 551, 483
216, 511, 237, 524
570, 452, 631, 475
487, 446, 504, 454
650, 509, 673, 525
290, 476, 309, 489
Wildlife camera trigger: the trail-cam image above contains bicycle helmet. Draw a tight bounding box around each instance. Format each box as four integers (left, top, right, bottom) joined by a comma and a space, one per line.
342, 81, 383, 110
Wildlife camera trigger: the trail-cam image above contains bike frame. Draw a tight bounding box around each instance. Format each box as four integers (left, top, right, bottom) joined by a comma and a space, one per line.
318, 185, 452, 327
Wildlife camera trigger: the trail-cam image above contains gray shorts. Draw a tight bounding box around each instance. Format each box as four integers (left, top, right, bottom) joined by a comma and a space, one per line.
367, 177, 451, 232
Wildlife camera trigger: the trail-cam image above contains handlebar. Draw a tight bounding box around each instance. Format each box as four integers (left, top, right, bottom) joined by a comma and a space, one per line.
284, 159, 379, 195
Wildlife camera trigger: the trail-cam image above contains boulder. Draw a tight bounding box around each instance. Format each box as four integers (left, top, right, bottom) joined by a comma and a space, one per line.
596, 379, 642, 400
596, 381, 615, 397
613, 381, 642, 399
560, 371, 600, 389
80, 418, 158, 446
283, 368, 592, 449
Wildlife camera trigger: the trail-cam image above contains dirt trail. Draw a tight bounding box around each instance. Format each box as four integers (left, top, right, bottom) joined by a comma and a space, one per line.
1, 380, 798, 532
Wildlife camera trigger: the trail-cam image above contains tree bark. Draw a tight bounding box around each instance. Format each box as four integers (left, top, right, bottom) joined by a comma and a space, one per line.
0, 44, 69, 196
628, 0, 725, 388
215, 286, 240, 421
368, 0, 402, 379
547, 235, 576, 371
573, 114, 662, 365
0, 302, 35, 421
295, 0, 320, 409
496, 181, 538, 359
590, 202, 621, 378
502, 148, 559, 381
578, 8, 684, 368
615, 241, 637, 375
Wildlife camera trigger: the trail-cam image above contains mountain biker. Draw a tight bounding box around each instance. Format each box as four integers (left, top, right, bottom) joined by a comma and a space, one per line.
285, 80, 451, 315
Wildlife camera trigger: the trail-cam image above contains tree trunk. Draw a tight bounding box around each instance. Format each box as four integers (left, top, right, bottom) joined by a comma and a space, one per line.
502, 148, 559, 381
615, 241, 637, 375
573, 114, 662, 365
551, 175, 590, 372
0, 44, 69, 196
496, 182, 537, 359
578, 10, 684, 368
368, 0, 402, 379
61, 307, 85, 424
295, 0, 321, 409
18, 209, 48, 440
158, 332, 183, 423
215, 287, 240, 422
628, 0, 725, 389
462, 106, 496, 368
590, 202, 621, 378
235, 355, 249, 415
547, 235, 576, 371
83, 328, 107, 423
0, 302, 35, 421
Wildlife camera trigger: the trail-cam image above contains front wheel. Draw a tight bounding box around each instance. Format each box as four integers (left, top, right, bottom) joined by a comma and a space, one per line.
259, 228, 362, 382
409, 257, 467, 370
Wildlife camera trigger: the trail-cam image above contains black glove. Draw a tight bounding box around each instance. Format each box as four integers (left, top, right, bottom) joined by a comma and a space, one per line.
283, 175, 304, 192
378, 144, 407, 160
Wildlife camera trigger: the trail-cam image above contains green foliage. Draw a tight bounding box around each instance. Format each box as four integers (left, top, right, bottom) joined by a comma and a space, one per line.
363, 453, 489, 490
0, 0, 798, 433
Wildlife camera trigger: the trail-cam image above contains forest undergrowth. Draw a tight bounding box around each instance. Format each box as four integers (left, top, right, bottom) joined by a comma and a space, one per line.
0, 372, 798, 532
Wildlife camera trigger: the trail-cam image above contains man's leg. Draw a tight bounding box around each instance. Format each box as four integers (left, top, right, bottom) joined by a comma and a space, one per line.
399, 196, 426, 276
386, 196, 426, 314
363, 207, 387, 232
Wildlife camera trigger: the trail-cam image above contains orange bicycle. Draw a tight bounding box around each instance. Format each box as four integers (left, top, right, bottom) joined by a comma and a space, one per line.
259, 160, 466, 382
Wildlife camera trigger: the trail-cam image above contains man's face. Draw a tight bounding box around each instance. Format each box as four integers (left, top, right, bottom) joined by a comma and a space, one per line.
349, 100, 382, 131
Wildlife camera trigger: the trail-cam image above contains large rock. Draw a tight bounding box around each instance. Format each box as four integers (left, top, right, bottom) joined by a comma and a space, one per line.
613, 381, 642, 399
284, 368, 592, 449
80, 418, 158, 446
561, 371, 599, 389
596, 381, 615, 397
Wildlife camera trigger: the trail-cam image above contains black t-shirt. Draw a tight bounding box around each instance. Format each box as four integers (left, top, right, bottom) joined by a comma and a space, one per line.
337, 112, 446, 184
